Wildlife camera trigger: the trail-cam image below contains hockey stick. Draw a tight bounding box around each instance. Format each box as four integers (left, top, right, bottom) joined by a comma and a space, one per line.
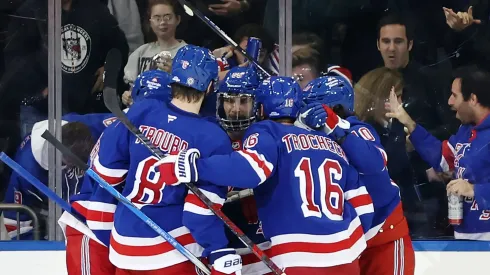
41, 131, 211, 275
103, 82, 284, 275
177, 0, 270, 77
0, 152, 79, 217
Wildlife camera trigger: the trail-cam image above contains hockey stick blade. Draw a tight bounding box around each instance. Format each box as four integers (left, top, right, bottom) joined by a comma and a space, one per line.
104, 48, 122, 90
177, 0, 270, 77
41, 131, 211, 275
103, 90, 285, 275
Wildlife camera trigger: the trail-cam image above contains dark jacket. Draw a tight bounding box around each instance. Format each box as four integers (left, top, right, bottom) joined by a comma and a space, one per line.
1, 0, 129, 114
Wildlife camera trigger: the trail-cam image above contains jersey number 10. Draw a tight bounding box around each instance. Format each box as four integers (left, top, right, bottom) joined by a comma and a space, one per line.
294, 158, 344, 220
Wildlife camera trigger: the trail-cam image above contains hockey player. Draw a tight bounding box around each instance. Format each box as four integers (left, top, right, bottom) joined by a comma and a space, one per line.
2, 112, 116, 240
216, 66, 271, 275
160, 76, 375, 275
83, 45, 241, 275
386, 67, 490, 240
60, 70, 173, 275
298, 75, 415, 275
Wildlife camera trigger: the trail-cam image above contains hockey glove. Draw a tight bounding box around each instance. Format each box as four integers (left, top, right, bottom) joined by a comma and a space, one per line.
294, 103, 319, 131
299, 102, 329, 129
209, 249, 243, 275
319, 104, 350, 142
297, 102, 350, 142
154, 149, 200, 185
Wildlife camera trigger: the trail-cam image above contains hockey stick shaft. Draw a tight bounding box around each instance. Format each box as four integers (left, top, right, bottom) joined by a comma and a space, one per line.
41, 131, 211, 275
177, 0, 270, 77
226, 189, 254, 203
103, 90, 284, 275
0, 152, 76, 215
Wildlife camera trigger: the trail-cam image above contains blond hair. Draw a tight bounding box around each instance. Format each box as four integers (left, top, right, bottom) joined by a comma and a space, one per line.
354, 67, 404, 122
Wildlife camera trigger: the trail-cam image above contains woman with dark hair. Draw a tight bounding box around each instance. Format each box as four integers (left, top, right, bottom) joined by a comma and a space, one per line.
122, 0, 187, 106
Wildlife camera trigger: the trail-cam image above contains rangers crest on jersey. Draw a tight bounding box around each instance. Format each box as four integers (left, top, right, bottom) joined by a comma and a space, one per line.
181, 60, 190, 69
454, 143, 471, 168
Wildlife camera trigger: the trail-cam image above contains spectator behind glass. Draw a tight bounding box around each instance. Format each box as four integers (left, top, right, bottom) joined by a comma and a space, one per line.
387, 67, 490, 240
122, 0, 187, 106
377, 13, 459, 139
354, 67, 430, 237
2, 0, 129, 138
292, 47, 322, 89
377, 15, 460, 228
106, 0, 144, 54
292, 32, 325, 56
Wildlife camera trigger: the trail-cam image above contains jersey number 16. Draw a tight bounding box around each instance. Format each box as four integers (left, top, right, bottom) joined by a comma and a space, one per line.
294, 158, 344, 220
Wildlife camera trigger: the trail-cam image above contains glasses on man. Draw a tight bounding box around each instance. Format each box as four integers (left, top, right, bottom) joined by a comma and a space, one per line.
150, 14, 174, 23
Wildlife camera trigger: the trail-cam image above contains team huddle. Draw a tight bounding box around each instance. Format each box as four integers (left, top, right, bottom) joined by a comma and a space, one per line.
54, 44, 414, 275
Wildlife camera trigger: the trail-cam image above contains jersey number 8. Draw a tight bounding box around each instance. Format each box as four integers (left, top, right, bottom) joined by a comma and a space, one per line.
294, 158, 344, 220
127, 156, 166, 205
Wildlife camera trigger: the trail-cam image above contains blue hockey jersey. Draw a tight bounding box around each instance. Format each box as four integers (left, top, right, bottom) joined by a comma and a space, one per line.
222, 186, 271, 274
2, 113, 115, 240
344, 116, 404, 243
83, 99, 233, 271
195, 120, 374, 269
409, 115, 490, 240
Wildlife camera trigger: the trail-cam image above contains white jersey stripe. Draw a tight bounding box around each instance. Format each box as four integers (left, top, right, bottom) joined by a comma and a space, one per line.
400, 238, 405, 275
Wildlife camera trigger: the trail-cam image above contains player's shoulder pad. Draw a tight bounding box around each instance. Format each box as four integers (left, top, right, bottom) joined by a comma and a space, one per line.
197, 118, 233, 156
243, 121, 274, 135
347, 116, 381, 142
241, 121, 277, 145
126, 99, 165, 120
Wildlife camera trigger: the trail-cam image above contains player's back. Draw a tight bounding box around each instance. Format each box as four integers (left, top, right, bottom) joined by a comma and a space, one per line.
248, 120, 370, 268
347, 117, 401, 223
63, 112, 117, 138
109, 99, 232, 268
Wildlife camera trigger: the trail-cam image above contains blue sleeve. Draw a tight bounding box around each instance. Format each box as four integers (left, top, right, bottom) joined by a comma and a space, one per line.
474, 183, 490, 211
343, 165, 374, 234
182, 182, 229, 258
182, 130, 233, 258
2, 146, 47, 239
343, 126, 387, 175
468, 147, 490, 211
85, 121, 130, 238
90, 121, 130, 186
63, 112, 117, 139
409, 124, 458, 172
196, 126, 279, 189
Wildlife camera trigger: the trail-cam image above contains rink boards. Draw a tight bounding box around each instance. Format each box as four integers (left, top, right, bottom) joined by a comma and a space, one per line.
0, 240, 489, 274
